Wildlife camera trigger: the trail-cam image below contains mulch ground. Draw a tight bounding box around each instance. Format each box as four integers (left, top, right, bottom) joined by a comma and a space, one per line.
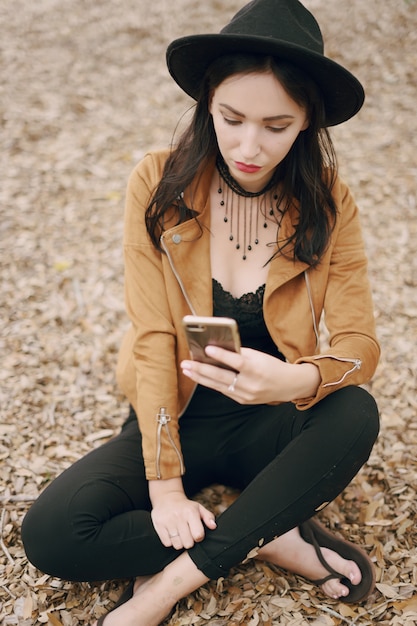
1, 0, 416, 624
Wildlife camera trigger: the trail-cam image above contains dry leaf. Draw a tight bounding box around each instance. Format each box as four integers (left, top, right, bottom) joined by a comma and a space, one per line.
23, 593, 33, 619
375, 583, 400, 599
47, 613, 64, 626
393, 597, 417, 612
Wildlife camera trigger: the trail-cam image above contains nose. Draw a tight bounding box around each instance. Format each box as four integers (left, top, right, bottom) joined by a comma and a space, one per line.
239, 125, 261, 161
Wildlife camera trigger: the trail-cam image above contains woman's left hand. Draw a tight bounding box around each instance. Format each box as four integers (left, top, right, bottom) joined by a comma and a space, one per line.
181, 346, 320, 404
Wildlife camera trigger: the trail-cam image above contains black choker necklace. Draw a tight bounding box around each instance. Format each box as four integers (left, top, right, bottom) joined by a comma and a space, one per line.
216, 157, 278, 260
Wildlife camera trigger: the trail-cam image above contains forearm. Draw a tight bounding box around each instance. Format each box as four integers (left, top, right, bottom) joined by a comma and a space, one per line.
148, 476, 185, 506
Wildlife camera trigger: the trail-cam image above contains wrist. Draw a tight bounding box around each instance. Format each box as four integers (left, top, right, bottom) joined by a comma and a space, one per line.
148, 476, 185, 505
291, 362, 321, 400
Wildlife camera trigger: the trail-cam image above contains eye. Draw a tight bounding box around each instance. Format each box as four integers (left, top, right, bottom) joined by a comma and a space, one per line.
223, 117, 241, 126
266, 125, 289, 133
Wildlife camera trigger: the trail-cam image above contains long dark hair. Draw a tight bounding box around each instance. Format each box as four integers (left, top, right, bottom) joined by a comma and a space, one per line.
145, 53, 338, 266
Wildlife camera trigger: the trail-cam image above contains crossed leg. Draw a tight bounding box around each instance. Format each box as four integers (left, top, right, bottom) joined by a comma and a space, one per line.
92, 526, 364, 626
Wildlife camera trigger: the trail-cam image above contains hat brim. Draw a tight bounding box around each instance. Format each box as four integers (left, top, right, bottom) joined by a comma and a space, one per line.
166, 34, 364, 126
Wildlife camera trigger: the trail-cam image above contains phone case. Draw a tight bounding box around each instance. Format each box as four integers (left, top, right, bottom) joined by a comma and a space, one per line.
182, 316, 241, 369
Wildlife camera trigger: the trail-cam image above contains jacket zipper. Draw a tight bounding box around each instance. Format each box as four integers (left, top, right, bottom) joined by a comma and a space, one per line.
160, 235, 197, 315
156, 236, 199, 477
155, 407, 185, 479
160, 234, 198, 412
313, 355, 362, 387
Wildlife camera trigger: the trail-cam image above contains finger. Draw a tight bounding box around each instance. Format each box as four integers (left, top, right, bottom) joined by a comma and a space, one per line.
181, 358, 229, 379
169, 533, 184, 550
182, 359, 242, 394
163, 527, 184, 549
160, 527, 179, 547
205, 345, 242, 370
159, 532, 175, 548
199, 505, 217, 531
175, 523, 196, 550
186, 516, 206, 544
182, 363, 233, 391
168, 530, 180, 541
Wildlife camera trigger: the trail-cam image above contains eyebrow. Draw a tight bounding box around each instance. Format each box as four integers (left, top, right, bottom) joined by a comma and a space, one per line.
219, 103, 295, 121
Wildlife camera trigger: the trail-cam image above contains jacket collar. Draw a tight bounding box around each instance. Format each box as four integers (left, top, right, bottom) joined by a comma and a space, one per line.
161, 160, 309, 314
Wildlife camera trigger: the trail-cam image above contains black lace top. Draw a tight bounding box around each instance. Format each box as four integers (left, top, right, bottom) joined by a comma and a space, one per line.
183, 279, 285, 418
212, 279, 285, 360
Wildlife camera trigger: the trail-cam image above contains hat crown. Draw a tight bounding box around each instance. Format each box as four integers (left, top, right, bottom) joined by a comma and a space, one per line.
166, 0, 364, 126
221, 0, 323, 55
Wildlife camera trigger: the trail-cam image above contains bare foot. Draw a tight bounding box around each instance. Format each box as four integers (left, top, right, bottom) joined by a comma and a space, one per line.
92, 576, 171, 626
255, 527, 361, 599
92, 552, 208, 626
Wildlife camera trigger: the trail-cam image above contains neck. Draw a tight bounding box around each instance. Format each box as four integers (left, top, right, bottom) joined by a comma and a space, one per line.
216, 158, 279, 260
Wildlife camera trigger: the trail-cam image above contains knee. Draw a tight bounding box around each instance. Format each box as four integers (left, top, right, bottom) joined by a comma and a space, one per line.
21, 500, 58, 575
336, 385, 380, 450
21, 483, 100, 578
347, 385, 379, 430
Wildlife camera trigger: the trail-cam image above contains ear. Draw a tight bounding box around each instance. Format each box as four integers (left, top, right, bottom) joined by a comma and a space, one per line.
300, 117, 309, 131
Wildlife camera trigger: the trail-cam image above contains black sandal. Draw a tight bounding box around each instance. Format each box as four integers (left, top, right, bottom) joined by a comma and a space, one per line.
299, 518, 375, 604
96, 580, 134, 626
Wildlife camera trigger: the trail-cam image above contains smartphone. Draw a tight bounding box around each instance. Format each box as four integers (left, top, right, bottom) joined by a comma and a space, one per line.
182, 315, 241, 370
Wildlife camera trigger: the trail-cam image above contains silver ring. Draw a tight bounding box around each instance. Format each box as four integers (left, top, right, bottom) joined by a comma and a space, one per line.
228, 373, 239, 393
169, 533, 179, 538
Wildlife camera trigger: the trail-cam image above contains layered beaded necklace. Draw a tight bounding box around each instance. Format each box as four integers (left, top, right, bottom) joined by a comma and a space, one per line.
216, 156, 279, 260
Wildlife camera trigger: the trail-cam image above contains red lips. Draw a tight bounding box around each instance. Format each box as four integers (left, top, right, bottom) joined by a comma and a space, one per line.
235, 161, 261, 173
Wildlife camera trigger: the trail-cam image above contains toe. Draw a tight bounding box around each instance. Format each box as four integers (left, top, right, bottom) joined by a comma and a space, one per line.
341, 558, 361, 586
320, 548, 362, 585
322, 577, 350, 599
348, 563, 362, 586
319, 554, 362, 600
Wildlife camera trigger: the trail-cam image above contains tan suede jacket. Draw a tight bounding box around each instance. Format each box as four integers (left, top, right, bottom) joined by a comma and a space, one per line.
116, 149, 380, 481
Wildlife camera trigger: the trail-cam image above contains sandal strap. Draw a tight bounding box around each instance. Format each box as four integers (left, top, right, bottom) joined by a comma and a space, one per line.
299, 521, 345, 580
299, 518, 375, 604
310, 572, 343, 585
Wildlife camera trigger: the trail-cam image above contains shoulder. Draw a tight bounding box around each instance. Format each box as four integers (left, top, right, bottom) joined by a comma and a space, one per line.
129, 148, 172, 187
319, 169, 359, 229
329, 172, 356, 210
124, 149, 172, 236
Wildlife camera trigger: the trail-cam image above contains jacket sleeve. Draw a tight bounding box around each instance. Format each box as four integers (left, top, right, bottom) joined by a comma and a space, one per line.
118, 152, 185, 480
294, 177, 380, 409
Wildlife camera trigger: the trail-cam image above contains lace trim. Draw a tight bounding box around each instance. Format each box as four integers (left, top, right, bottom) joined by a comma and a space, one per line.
212, 278, 265, 327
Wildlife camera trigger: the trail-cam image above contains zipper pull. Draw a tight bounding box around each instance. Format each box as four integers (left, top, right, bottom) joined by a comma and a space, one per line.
157, 407, 171, 425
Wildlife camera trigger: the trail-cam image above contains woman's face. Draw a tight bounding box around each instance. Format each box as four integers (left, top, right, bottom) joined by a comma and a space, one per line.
210, 71, 309, 192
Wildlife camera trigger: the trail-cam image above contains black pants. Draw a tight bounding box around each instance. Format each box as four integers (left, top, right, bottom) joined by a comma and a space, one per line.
21, 386, 379, 582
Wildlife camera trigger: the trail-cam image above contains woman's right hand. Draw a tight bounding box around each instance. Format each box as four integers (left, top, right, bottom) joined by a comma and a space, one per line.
148, 477, 217, 550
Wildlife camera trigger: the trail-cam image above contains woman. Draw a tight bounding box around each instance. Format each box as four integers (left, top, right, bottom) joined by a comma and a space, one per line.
22, 0, 380, 624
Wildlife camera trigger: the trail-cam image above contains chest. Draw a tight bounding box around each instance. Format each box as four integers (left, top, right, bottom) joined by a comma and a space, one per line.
209, 183, 279, 298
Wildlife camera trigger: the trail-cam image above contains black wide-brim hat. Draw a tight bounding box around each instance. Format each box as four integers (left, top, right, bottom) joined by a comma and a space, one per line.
166, 0, 364, 127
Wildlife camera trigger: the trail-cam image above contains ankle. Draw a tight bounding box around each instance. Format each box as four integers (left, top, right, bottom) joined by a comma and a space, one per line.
156, 553, 210, 607
129, 579, 174, 626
